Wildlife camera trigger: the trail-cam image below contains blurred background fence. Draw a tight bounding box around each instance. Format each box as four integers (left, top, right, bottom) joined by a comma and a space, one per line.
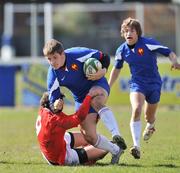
0, 0, 180, 107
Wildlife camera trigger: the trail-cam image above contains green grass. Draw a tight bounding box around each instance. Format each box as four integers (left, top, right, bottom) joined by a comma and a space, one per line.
0, 105, 180, 173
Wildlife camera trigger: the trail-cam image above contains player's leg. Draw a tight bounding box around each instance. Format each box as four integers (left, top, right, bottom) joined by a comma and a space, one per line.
73, 146, 108, 166
80, 113, 123, 164
64, 132, 107, 165
143, 89, 160, 141
83, 145, 108, 163
143, 103, 157, 141
143, 102, 158, 141
90, 85, 127, 150
73, 133, 88, 147
65, 132, 89, 148
80, 113, 98, 145
129, 92, 145, 159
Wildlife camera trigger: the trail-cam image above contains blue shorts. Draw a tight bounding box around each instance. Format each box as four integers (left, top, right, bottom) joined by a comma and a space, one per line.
75, 79, 110, 113
130, 83, 161, 104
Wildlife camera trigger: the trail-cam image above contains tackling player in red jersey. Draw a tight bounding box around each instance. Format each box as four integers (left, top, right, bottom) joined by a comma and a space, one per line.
36, 89, 114, 165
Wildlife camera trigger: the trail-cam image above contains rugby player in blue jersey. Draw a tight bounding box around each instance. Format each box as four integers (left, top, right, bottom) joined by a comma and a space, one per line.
43, 39, 127, 164
108, 17, 180, 159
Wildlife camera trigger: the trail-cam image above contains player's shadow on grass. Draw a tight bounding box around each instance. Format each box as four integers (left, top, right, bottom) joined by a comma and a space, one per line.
85, 163, 180, 168
92, 163, 144, 167
154, 164, 179, 168
1, 161, 178, 168
120, 163, 143, 167
91, 163, 180, 168
0, 161, 45, 165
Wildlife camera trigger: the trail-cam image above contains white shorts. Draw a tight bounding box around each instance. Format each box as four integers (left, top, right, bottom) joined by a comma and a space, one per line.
64, 132, 80, 165
41, 132, 80, 166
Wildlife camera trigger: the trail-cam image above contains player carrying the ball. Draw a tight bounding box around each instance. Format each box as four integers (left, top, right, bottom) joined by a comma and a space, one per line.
43, 39, 127, 164
108, 17, 180, 159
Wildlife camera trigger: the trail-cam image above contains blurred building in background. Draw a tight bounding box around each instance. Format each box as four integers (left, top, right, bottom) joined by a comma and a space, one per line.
0, 1, 180, 58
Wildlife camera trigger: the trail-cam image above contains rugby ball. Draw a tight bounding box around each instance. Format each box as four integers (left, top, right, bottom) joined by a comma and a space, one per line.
83, 58, 102, 76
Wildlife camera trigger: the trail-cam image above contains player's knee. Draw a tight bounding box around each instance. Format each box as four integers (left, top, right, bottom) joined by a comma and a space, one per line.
90, 87, 107, 99
91, 91, 107, 111
132, 107, 142, 120
91, 97, 104, 111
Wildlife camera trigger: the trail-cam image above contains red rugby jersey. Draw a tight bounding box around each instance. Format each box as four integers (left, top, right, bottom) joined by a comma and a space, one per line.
36, 95, 91, 165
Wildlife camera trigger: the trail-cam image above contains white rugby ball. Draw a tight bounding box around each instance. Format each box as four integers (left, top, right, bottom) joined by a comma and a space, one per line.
83, 58, 102, 76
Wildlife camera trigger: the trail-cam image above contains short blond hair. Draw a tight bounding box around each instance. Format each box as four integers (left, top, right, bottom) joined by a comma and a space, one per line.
121, 17, 142, 38
43, 39, 64, 56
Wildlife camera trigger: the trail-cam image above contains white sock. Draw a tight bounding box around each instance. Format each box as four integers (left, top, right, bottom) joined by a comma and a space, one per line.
98, 107, 120, 137
94, 134, 119, 155
130, 121, 141, 148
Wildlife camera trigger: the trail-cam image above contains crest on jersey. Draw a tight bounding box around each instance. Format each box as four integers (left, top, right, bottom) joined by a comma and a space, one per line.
71, 63, 78, 71
138, 48, 144, 56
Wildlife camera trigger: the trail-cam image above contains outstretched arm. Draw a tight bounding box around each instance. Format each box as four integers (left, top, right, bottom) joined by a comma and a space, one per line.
169, 52, 180, 70
108, 67, 121, 87
60, 89, 101, 129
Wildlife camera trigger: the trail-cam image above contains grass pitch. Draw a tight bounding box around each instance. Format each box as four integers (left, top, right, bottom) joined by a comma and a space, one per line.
0, 105, 180, 173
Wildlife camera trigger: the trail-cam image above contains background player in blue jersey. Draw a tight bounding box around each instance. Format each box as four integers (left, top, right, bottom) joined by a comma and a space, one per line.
43, 39, 126, 164
108, 17, 180, 159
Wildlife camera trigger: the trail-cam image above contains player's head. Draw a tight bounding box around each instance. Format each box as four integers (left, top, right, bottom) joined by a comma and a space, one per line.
40, 92, 50, 108
43, 39, 64, 56
120, 17, 142, 38
43, 39, 66, 69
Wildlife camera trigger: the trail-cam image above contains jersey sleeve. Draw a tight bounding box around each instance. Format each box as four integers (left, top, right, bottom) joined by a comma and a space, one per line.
58, 96, 91, 130
114, 45, 124, 69
145, 37, 172, 56
89, 49, 102, 60
58, 95, 92, 130
56, 113, 81, 130
47, 67, 63, 104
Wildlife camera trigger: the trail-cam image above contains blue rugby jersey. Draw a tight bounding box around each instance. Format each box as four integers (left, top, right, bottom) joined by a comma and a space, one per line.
47, 47, 108, 104
114, 37, 172, 88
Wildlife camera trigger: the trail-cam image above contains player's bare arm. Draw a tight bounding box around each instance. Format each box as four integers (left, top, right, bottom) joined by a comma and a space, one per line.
108, 67, 121, 87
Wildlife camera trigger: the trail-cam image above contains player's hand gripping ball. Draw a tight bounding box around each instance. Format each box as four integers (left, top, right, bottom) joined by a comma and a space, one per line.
83, 58, 102, 76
